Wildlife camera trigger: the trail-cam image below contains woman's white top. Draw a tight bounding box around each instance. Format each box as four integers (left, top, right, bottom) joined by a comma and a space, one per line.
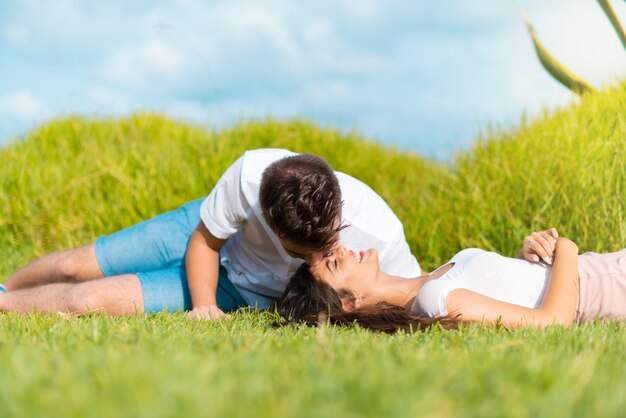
412, 249, 552, 317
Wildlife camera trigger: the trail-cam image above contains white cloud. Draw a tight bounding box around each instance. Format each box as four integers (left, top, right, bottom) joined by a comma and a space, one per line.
104, 39, 188, 86
3, 24, 29, 45
157, 1, 389, 79
300, 20, 390, 74
86, 87, 130, 112
0, 91, 46, 120
163, 101, 213, 123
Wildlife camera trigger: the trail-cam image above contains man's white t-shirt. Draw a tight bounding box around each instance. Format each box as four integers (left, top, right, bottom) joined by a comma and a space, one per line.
200, 148, 421, 308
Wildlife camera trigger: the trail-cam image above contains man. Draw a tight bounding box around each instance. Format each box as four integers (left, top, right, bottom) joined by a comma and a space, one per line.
0, 149, 421, 319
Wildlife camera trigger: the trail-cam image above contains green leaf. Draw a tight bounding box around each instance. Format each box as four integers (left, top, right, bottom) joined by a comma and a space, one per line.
519, 10, 596, 96
597, 0, 626, 52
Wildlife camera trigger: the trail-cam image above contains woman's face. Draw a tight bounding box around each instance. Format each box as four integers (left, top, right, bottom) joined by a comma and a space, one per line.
309, 246, 380, 295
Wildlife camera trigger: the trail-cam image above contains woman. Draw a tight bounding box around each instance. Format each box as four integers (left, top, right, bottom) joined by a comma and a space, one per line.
279, 228, 626, 331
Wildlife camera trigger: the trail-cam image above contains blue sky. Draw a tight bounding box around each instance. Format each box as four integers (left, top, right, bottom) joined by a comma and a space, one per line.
1, 0, 625, 159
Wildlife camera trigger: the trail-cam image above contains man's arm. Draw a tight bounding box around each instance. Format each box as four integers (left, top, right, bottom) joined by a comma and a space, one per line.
185, 221, 228, 320
448, 238, 579, 328
188, 155, 247, 320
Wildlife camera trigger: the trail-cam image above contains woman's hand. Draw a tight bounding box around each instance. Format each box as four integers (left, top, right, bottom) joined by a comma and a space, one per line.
519, 228, 559, 264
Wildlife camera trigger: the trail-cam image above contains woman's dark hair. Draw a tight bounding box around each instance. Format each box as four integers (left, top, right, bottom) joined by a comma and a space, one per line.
279, 264, 460, 333
260, 154, 344, 252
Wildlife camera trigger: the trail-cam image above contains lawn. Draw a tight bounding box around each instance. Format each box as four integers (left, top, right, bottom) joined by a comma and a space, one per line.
0, 83, 625, 417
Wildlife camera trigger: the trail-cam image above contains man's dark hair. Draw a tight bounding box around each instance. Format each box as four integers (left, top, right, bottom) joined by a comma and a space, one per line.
260, 154, 344, 252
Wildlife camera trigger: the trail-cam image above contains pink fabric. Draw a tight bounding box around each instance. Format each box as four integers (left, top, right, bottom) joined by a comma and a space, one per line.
576, 249, 626, 321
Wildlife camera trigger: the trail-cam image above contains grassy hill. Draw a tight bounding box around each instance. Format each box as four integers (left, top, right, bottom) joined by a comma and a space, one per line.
0, 83, 625, 417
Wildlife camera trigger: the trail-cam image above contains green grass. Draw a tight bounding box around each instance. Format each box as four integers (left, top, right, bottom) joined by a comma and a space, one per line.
1, 83, 625, 417
1, 314, 624, 418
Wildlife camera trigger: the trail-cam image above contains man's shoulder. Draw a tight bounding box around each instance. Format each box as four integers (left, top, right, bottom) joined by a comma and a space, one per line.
336, 172, 390, 208
240, 148, 297, 184
242, 148, 296, 159
337, 173, 403, 239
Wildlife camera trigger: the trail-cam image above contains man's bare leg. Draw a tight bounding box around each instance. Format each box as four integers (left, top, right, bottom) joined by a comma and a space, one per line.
3, 243, 103, 291
0, 274, 144, 316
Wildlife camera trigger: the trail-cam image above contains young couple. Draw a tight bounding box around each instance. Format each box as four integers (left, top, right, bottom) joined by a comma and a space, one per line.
1, 149, 624, 330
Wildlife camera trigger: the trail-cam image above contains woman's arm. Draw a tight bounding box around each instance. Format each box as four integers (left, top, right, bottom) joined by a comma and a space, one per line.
447, 238, 579, 328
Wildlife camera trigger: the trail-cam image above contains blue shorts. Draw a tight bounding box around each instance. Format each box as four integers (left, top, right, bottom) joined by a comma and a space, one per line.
95, 199, 248, 314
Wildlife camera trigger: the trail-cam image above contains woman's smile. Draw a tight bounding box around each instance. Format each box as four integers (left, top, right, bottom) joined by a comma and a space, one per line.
310, 246, 380, 292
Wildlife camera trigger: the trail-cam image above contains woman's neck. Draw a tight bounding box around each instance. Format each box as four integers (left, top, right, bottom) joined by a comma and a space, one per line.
361, 271, 428, 310
360, 263, 455, 310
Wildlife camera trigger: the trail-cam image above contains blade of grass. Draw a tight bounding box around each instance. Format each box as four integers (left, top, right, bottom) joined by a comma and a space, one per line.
518, 8, 596, 96
597, 0, 626, 52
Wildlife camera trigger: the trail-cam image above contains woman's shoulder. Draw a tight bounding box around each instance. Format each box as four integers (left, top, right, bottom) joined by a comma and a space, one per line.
411, 263, 461, 317
411, 278, 451, 317
450, 248, 486, 263
411, 248, 487, 317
